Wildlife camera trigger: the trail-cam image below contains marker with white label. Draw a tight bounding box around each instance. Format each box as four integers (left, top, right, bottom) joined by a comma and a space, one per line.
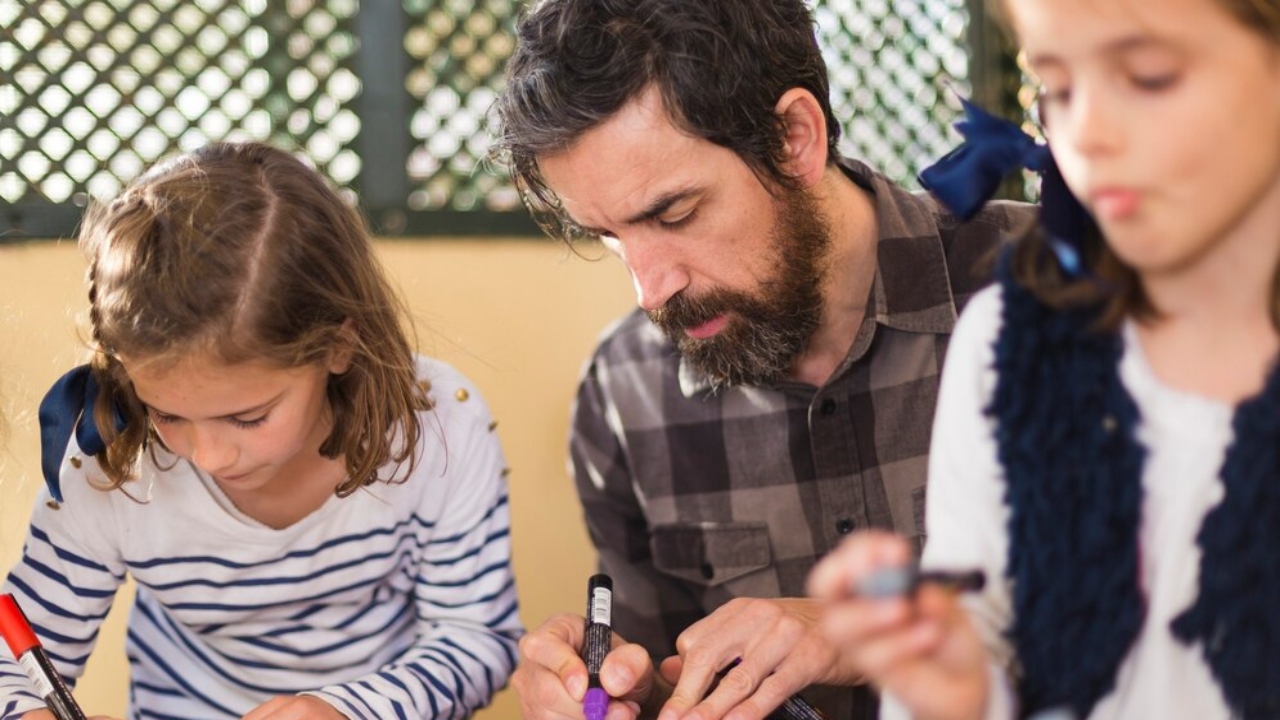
581, 574, 613, 720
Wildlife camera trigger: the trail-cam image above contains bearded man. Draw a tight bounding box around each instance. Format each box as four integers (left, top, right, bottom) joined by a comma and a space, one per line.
493, 2, 1030, 718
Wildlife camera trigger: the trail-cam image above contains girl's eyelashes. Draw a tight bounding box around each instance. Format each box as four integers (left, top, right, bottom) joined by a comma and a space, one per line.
1038, 86, 1072, 112
1037, 71, 1178, 110
146, 408, 268, 429
1130, 73, 1179, 92
150, 410, 180, 425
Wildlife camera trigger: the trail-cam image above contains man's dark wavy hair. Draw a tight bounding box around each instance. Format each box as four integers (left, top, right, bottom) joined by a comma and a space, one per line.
491, 0, 841, 241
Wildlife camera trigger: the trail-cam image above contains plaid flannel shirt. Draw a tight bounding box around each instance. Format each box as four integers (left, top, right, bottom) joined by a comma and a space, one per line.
568, 159, 1032, 719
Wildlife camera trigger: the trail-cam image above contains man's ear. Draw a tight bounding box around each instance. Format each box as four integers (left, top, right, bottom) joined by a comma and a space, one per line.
329, 319, 357, 375
775, 88, 830, 189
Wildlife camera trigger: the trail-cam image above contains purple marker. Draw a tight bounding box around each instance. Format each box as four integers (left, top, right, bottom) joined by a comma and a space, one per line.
582, 574, 612, 720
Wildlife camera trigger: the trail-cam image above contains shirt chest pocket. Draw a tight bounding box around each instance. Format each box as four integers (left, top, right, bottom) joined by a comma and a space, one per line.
649, 522, 773, 587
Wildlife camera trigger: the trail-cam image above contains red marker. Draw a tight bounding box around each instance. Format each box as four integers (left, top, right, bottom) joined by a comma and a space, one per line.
0, 594, 87, 720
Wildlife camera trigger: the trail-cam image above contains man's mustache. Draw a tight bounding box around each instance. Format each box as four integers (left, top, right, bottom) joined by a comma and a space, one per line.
648, 290, 745, 333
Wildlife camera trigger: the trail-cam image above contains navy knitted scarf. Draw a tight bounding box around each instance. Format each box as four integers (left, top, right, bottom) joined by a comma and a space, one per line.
990, 257, 1280, 718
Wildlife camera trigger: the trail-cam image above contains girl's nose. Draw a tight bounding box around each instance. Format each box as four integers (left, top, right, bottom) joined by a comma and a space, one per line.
190, 426, 238, 476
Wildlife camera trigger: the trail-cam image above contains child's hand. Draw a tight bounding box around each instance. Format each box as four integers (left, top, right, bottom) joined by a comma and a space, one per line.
240, 695, 346, 720
807, 531, 991, 720
512, 613, 658, 720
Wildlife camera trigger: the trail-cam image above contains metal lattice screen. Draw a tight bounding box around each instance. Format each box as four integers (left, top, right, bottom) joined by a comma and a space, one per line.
817, 0, 972, 188
0, 0, 363, 236
0, 0, 1020, 241
404, 0, 519, 215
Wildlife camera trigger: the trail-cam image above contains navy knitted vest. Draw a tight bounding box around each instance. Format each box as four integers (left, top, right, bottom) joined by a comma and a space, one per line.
991, 258, 1280, 718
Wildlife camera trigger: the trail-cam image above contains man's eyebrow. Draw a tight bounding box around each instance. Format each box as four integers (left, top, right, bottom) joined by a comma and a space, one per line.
622, 188, 700, 226
570, 186, 702, 237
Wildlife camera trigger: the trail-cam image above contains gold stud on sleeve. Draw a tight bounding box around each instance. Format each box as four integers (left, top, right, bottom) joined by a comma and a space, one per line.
417, 379, 437, 410
455, 388, 470, 402
70, 456, 82, 469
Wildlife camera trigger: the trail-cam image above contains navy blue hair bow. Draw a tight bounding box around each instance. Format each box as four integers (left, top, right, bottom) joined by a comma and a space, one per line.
37, 365, 126, 502
919, 97, 1090, 275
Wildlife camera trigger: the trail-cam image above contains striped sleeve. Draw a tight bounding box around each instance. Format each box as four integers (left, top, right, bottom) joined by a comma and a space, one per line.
303, 387, 522, 719
1, 473, 128, 720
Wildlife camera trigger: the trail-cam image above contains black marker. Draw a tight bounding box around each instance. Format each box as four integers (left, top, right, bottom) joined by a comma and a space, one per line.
855, 565, 985, 599
768, 694, 830, 720
0, 594, 88, 720
582, 574, 612, 720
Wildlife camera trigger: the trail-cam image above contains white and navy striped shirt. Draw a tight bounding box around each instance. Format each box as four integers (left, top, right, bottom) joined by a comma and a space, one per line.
1, 357, 521, 720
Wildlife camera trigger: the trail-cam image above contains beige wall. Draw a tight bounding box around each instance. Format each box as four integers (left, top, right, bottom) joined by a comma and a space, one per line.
0, 238, 636, 719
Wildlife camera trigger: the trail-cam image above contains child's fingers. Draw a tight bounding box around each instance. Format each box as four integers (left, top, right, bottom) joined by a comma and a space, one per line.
820, 594, 914, 648
913, 583, 967, 621
844, 616, 943, 679
807, 530, 912, 599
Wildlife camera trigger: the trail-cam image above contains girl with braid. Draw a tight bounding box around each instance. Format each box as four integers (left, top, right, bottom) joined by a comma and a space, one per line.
808, 0, 1280, 718
0, 142, 521, 720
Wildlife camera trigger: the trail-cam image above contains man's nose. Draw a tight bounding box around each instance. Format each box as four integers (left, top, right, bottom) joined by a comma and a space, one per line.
617, 234, 691, 312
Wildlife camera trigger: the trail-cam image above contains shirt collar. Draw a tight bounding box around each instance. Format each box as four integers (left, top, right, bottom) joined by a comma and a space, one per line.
846, 158, 959, 335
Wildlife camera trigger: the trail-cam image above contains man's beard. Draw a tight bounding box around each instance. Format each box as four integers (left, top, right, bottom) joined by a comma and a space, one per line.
647, 186, 832, 390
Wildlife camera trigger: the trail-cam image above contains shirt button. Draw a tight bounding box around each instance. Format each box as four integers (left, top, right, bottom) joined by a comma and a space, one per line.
820, 398, 837, 415
700, 562, 714, 579
836, 517, 855, 535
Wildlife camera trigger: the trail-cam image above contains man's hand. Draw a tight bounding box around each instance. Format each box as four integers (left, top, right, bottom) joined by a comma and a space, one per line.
807, 531, 990, 720
655, 597, 861, 720
513, 613, 664, 720
240, 695, 346, 720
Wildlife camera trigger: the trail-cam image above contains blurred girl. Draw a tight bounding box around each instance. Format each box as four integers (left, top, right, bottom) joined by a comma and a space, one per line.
809, 0, 1280, 718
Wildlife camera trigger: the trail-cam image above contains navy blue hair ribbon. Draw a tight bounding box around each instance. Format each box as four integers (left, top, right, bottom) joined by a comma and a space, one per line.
919, 97, 1090, 275
37, 365, 125, 502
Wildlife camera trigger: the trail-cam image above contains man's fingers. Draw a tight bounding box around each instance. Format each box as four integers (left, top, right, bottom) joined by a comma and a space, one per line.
659, 651, 733, 720
515, 613, 608, 719
682, 660, 766, 720
658, 654, 683, 686
519, 614, 591, 697
514, 660, 600, 720
717, 672, 800, 720
544, 612, 589, 648
515, 616, 657, 720
600, 642, 655, 701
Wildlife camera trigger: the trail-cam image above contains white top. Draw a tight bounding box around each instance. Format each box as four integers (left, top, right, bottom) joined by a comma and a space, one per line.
0, 357, 521, 720
882, 286, 1234, 719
